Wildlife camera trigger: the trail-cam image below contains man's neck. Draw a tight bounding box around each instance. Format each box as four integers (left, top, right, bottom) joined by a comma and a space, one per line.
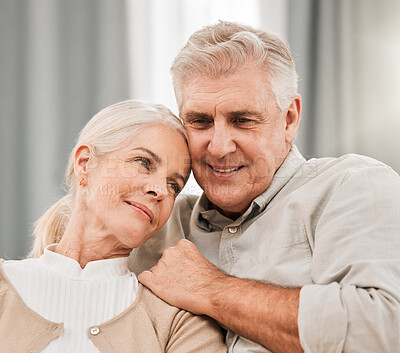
211, 202, 245, 221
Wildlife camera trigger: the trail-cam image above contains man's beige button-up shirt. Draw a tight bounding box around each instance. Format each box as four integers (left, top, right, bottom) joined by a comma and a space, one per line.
129, 145, 400, 353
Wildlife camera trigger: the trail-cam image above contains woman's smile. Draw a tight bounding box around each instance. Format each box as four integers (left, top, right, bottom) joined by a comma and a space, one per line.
124, 200, 154, 223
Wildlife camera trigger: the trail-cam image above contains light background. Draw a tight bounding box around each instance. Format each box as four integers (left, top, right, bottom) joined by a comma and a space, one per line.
1, 0, 399, 259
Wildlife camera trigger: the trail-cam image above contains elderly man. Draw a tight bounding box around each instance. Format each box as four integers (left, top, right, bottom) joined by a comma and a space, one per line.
130, 21, 400, 353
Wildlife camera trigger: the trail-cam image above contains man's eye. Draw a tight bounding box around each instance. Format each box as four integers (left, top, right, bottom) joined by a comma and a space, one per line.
135, 157, 151, 169
188, 119, 213, 129
232, 117, 258, 128
234, 118, 251, 124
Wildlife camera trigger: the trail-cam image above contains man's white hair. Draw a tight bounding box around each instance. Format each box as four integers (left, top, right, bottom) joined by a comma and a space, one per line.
171, 20, 298, 113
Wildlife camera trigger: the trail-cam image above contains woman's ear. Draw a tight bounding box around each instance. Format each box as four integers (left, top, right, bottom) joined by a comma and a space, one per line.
74, 144, 92, 185
284, 94, 302, 144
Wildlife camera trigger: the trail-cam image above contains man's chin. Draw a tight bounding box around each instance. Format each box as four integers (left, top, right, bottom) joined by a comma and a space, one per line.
205, 192, 249, 219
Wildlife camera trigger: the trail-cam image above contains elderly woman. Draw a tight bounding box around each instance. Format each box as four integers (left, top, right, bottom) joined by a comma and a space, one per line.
0, 100, 227, 353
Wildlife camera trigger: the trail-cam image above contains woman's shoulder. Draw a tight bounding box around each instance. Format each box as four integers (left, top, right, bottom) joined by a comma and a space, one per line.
0, 258, 37, 290
2, 257, 40, 278
137, 284, 227, 352
138, 284, 181, 318
2, 257, 39, 267
136, 284, 196, 337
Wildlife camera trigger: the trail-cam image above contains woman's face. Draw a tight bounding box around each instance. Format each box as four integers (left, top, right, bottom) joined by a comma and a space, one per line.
83, 124, 190, 249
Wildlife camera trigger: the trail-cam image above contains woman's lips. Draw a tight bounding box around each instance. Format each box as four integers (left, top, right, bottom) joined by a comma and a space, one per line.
125, 201, 154, 223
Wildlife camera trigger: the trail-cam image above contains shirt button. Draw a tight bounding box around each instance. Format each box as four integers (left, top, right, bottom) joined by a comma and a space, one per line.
90, 327, 100, 336
228, 226, 237, 234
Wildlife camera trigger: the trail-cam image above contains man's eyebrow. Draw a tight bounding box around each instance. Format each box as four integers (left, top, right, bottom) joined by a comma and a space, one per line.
227, 110, 263, 119
184, 111, 264, 120
184, 112, 213, 120
132, 147, 161, 164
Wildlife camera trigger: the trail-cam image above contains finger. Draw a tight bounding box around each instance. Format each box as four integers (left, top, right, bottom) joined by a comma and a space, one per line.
176, 238, 193, 247
138, 270, 153, 288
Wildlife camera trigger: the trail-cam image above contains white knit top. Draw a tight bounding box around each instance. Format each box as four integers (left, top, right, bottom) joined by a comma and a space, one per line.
3, 244, 139, 352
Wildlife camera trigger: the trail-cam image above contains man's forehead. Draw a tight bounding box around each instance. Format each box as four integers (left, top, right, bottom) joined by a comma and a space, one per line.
182, 70, 270, 95
181, 91, 272, 114
185, 66, 268, 84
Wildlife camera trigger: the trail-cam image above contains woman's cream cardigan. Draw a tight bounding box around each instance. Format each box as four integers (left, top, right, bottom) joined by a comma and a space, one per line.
0, 260, 227, 353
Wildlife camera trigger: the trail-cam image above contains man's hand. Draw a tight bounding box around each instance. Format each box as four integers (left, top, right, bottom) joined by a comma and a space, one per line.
139, 239, 303, 353
138, 239, 226, 316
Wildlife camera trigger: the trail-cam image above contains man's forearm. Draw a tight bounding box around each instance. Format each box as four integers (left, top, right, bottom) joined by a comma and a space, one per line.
138, 239, 303, 353
205, 273, 303, 353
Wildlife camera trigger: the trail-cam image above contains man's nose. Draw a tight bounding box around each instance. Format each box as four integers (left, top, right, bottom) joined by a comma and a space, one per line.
207, 122, 236, 158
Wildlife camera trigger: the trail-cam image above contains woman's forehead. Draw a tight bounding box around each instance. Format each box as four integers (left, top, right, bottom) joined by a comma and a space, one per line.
122, 125, 189, 167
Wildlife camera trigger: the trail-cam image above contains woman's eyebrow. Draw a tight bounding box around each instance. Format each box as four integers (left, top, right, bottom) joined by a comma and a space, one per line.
132, 148, 184, 183
170, 172, 185, 185
132, 147, 161, 164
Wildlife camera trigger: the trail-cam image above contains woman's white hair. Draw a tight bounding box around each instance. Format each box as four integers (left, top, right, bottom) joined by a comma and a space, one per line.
171, 20, 298, 112
29, 100, 187, 258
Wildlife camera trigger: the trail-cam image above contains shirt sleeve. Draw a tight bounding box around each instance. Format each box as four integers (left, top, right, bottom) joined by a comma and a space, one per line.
298, 164, 400, 352
166, 310, 227, 353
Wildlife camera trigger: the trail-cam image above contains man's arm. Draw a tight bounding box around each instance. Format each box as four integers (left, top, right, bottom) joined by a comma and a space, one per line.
138, 239, 303, 353
139, 161, 400, 353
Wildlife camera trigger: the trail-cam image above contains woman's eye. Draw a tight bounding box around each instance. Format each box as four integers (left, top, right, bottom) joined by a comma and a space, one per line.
168, 182, 181, 196
135, 157, 151, 169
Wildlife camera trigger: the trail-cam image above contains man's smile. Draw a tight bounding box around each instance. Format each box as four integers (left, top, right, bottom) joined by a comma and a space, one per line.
209, 165, 243, 173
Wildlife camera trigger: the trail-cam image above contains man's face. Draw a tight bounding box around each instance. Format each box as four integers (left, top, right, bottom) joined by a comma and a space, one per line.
180, 67, 300, 218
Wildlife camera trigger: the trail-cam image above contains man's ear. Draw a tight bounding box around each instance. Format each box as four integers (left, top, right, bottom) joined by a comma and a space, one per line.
74, 144, 92, 182
284, 94, 302, 144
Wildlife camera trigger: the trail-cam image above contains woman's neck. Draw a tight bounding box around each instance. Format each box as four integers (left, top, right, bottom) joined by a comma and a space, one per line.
54, 210, 131, 268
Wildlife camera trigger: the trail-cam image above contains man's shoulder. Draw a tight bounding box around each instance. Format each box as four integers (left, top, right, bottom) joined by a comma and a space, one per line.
304, 152, 398, 181
174, 194, 200, 212
276, 152, 399, 206
167, 193, 200, 227
315, 152, 393, 168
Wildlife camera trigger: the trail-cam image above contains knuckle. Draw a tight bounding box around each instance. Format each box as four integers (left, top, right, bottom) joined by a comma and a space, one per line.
138, 272, 150, 285
163, 246, 174, 256
177, 239, 191, 247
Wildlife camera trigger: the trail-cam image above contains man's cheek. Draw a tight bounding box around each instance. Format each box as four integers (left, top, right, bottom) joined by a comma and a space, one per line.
246, 157, 274, 182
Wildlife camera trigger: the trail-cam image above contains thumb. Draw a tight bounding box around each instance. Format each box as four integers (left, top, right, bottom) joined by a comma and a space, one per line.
138, 270, 154, 288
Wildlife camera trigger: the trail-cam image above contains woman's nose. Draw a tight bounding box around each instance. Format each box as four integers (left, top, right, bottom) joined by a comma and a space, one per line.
142, 176, 168, 201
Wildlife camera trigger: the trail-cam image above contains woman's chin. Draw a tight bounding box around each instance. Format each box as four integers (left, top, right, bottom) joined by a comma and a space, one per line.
119, 229, 154, 249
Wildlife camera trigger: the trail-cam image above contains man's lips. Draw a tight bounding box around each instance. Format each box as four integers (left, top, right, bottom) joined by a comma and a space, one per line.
125, 201, 154, 223
208, 164, 244, 173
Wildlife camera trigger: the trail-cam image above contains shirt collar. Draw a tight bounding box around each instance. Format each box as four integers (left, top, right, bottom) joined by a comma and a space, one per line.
195, 194, 233, 231
40, 244, 131, 280
194, 145, 306, 229
250, 144, 306, 211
